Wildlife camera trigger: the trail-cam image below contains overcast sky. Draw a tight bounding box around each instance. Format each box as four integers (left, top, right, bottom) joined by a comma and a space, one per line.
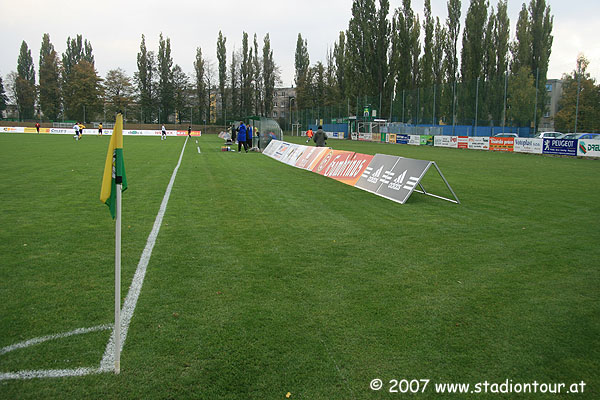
1, 0, 598, 88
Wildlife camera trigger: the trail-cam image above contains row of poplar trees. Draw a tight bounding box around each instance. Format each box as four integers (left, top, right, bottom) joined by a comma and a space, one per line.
3, 31, 279, 125
294, 0, 554, 128
136, 31, 278, 125
3, 35, 100, 122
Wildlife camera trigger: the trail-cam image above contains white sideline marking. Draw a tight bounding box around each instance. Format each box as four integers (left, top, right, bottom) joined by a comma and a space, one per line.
100, 136, 188, 371
0, 137, 189, 380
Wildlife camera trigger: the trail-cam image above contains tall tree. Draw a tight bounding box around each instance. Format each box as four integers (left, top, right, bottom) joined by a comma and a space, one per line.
432, 18, 446, 123
204, 61, 216, 124
104, 68, 134, 119
459, 0, 488, 124
555, 55, 600, 133
240, 32, 253, 116
345, 0, 378, 102
443, 0, 461, 126
489, 0, 510, 123
157, 33, 174, 123
294, 34, 310, 110
421, 0, 435, 122
333, 32, 346, 99
391, 0, 420, 122
136, 35, 156, 123
172, 65, 190, 124
374, 0, 391, 115
38, 34, 61, 121
507, 66, 536, 127
253, 34, 263, 116
64, 61, 103, 122
16, 40, 36, 120
194, 47, 208, 125
511, 4, 531, 74
62, 35, 94, 120
0, 76, 8, 115
529, 0, 554, 127
230, 50, 239, 120
262, 33, 276, 117
216, 31, 227, 124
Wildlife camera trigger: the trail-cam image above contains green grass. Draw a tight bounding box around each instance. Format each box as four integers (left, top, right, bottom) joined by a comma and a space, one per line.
0, 133, 598, 399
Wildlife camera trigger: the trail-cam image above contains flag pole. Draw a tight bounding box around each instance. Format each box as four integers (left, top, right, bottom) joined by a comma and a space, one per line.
115, 178, 122, 374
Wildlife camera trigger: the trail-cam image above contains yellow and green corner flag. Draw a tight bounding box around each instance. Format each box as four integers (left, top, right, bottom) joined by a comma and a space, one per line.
100, 113, 127, 218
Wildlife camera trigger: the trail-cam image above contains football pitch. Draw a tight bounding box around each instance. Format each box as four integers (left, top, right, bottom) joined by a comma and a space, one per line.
0, 133, 598, 399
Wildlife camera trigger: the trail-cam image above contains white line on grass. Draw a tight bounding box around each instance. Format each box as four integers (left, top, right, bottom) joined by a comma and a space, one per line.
0, 137, 189, 380
0, 325, 112, 356
100, 136, 188, 371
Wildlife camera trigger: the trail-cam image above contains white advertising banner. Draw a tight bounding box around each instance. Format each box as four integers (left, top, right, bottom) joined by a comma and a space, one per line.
434, 136, 458, 148
281, 144, 307, 166
326, 131, 345, 140
0, 126, 200, 137
577, 139, 600, 157
408, 135, 421, 146
271, 141, 295, 161
468, 137, 490, 150
358, 132, 372, 141
514, 138, 543, 154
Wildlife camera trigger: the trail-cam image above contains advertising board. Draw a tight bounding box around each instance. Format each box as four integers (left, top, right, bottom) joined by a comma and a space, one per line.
514, 138, 543, 154
395, 134, 410, 145
326, 153, 374, 186
577, 139, 600, 157
543, 139, 578, 156
434, 136, 458, 148
295, 146, 329, 170
489, 137, 514, 152
457, 136, 469, 149
408, 135, 421, 146
354, 154, 401, 194
467, 137, 489, 150
375, 158, 432, 204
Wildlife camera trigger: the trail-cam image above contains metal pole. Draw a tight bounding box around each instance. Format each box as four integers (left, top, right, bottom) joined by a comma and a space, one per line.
474, 77, 479, 136
534, 67, 539, 135
433, 84, 436, 126
575, 72, 581, 133
114, 182, 121, 374
452, 81, 456, 135
503, 71, 508, 133
402, 89, 405, 124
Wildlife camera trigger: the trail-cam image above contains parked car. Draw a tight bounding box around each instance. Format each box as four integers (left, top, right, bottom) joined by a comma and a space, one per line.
559, 133, 600, 140
493, 133, 518, 138
535, 131, 563, 139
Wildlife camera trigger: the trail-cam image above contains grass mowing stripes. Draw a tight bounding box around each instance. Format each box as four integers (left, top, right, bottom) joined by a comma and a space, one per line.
0, 133, 598, 399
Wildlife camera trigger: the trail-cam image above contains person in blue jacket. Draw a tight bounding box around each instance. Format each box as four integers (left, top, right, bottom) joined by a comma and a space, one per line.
237, 121, 248, 153
246, 123, 253, 149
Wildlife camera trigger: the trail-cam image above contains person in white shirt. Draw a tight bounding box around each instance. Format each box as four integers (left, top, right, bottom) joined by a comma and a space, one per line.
73, 123, 80, 140
161, 125, 166, 140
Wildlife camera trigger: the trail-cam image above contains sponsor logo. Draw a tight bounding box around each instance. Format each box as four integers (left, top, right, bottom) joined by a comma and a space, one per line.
380, 169, 395, 184
324, 156, 367, 178
579, 141, 587, 154
367, 166, 383, 184
388, 170, 406, 190
315, 150, 333, 173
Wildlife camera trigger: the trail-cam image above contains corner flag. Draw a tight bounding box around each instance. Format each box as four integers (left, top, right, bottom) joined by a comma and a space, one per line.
99, 113, 127, 374
100, 113, 127, 218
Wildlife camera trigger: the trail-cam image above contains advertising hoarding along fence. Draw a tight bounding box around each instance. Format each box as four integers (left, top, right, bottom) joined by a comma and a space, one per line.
0, 127, 201, 136
543, 139, 578, 156
577, 139, 600, 157
514, 138, 543, 154
489, 137, 514, 152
